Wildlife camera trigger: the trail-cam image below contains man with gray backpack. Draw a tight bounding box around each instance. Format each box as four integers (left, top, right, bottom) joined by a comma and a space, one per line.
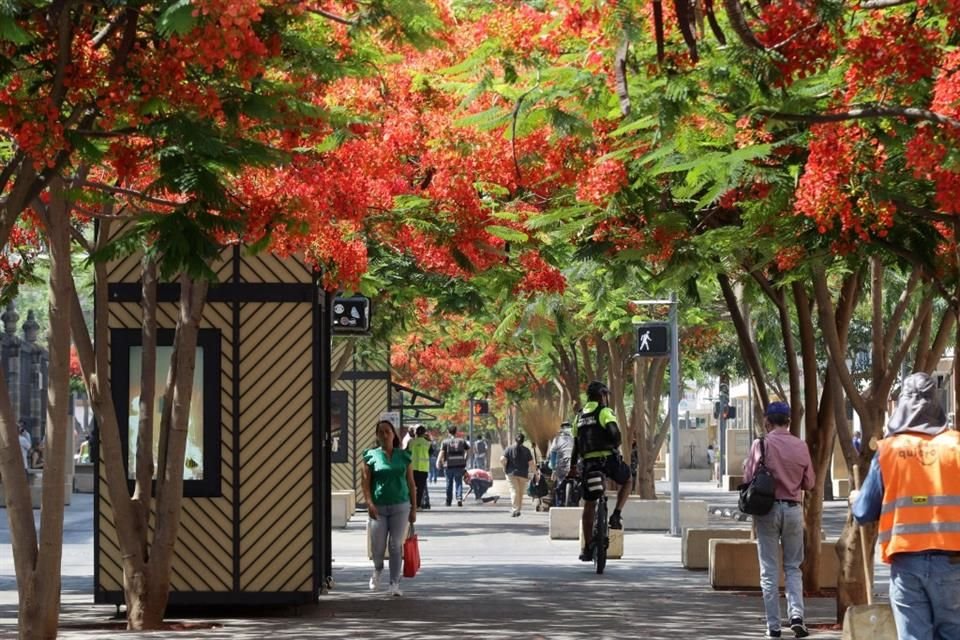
743, 401, 815, 639
437, 425, 470, 507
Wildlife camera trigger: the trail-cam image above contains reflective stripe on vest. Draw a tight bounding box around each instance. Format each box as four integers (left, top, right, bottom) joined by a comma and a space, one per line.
409, 437, 430, 473
877, 431, 960, 563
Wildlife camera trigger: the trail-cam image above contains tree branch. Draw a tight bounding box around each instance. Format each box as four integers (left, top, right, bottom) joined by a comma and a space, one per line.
768, 104, 960, 130
82, 181, 182, 208
308, 7, 356, 26
614, 38, 631, 117
860, 0, 914, 8
722, 0, 767, 50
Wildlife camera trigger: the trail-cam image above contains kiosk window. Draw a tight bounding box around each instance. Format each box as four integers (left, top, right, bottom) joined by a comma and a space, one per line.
112, 328, 221, 497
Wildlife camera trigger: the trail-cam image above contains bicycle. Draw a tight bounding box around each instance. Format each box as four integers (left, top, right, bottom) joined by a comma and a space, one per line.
585, 469, 608, 574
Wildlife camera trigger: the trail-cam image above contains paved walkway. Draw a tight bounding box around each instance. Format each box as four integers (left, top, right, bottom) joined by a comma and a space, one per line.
0, 481, 870, 638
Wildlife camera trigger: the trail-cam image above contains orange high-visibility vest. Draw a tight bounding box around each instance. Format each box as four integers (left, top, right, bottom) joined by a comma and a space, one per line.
877, 430, 960, 563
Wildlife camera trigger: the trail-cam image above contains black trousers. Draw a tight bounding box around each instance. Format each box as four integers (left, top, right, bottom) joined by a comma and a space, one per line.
414, 470, 430, 508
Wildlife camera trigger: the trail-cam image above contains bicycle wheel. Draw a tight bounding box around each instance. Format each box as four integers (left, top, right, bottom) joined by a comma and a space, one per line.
594, 496, 608, 574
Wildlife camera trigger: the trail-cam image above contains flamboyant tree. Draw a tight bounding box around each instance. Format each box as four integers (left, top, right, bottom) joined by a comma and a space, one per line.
410, 0, 960, 618
0, 0, 453, 635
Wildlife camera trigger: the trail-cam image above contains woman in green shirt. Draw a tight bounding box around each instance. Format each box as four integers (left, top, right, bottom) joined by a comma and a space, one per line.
362, 420, 417, 596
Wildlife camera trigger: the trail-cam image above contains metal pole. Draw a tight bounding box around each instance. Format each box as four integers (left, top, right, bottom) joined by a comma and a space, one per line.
669, 292, 681, 537
468, 398, 474, 468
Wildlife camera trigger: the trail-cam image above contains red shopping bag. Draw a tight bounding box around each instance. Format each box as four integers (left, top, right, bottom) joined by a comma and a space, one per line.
403, 526, 420, 578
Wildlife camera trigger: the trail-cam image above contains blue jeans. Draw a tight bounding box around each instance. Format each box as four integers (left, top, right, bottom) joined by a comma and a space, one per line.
445, 467, 464, 504
755, 501, 805, 632
428, 457, 438, 482
369, 502, 411, 584
470, 478, 491, 500
889, 551, 960, 640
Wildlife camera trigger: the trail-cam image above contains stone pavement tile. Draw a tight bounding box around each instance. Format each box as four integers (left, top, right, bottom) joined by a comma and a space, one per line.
2, 482, 848, 639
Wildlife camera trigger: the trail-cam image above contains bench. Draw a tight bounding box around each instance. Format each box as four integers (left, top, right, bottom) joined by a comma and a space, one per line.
74, 463, 94, 493
682, 528, 752, 569
709, 538, 840, 589
332, 490, 356, 528
620, 499, 708, 531
549, 506, 583, 539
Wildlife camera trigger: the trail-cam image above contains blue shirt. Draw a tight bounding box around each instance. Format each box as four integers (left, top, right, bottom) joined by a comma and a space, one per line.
851, 455, 885, 524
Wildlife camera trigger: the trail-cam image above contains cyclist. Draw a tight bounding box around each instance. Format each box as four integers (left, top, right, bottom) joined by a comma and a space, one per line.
569, 380, 632, 562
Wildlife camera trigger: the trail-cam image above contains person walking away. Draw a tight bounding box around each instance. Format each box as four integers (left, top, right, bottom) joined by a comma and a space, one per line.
437, 425, 469, 506
501, 434, 535, 517
707, 443, 717, 483
18, 422, 31, 472
852, 372, 960, 640
474, 436, 488, 471
362, 420, 417, 597
464, 468, 498, 503
569, 381, 632, 561
428, 435, 439, 484
408, 425, 432, 510
547, 423, 575, 506
744, 401, 815, 638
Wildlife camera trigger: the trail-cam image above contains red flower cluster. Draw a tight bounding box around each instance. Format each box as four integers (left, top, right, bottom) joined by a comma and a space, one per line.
576, 159, 628, 207
795, 123, 895, 239
755, 0, 838, 86
844, 14, 938, 102
514, 251, 566, 296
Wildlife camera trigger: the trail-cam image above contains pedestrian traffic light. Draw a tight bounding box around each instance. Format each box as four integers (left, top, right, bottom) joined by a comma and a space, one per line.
722, 405, 737, 420
473, 400, 489, 415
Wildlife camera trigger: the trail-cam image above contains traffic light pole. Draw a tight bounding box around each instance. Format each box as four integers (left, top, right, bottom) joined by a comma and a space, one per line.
718, 381, 729, 489
668, 293, 680, 537
468, 398, 474, 468
632, 295, 681, 537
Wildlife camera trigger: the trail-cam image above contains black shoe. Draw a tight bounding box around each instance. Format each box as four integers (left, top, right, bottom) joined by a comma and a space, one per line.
765, 630, 781, 639
457, 499, 463, 507
609, 512, 623, 530
790, 618, 808, 638
579, 547, 594, 562
445, 501, 451, 507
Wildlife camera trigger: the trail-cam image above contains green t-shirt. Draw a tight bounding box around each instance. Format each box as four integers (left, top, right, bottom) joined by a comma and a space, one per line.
408, 436, 431, 473
363, 447, 412, 506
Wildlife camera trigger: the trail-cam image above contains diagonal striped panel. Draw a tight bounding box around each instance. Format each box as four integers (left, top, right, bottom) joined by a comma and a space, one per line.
99, 302, 236, 594
104, 224, 142, 285
238, 253, 311, 285
350, 379, 389, 493
238, 302, 313, 592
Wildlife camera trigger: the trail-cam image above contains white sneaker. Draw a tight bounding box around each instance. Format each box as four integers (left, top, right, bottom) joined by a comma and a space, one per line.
369, 570, 382, 591
388, 581, 403, 597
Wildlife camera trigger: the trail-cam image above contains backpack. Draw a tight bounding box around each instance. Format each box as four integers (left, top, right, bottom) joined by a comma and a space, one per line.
444, 437, 467, 467
738, 439, 776, 516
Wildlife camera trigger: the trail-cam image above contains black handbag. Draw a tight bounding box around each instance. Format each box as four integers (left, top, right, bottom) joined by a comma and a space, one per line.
738, 438, 776, 516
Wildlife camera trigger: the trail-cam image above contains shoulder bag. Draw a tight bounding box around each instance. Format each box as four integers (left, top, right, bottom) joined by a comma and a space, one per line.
738, 439, 776, 516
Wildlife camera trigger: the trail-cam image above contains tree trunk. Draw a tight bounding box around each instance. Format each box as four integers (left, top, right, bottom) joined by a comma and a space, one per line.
138, 274, 208, 628
19, 179, 75, 639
